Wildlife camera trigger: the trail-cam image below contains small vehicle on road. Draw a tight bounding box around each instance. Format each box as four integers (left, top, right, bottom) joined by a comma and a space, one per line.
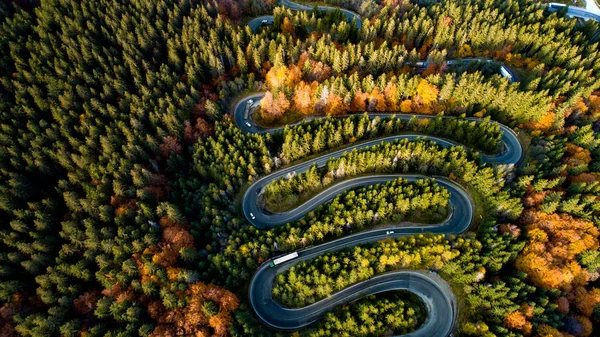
245, 121, 252, 128
249, 212, 256, 220
261, 19, 269, 24
247, 99, 253, 104
385, 230, 394, 235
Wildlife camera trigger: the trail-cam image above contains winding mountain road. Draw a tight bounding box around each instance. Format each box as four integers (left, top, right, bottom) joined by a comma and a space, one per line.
238, 1, 585, 335
247, 0, 362, 32
237, 92, 522, 336
248, 1, 600, 34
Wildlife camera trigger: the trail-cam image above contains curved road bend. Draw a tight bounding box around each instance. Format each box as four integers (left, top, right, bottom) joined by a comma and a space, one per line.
239, 92, 523, 335
234, 93, 523, 170
249, 174, 469, 334
247, 0, 362, 32
547, 3, 600, 21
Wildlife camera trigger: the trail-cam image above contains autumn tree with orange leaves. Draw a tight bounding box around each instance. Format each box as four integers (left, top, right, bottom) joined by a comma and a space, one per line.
324, 93, 348, 115
414, 79, 439, 112
515, 211, 599, 291
504, 310, 532, 334
148, 283, 239, 337
350, 89, 368, 111
293, 81, 317, 115
260, 91, 291, 123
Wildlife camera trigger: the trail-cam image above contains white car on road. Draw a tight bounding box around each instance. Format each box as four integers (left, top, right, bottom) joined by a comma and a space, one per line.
245, 122, 252, 128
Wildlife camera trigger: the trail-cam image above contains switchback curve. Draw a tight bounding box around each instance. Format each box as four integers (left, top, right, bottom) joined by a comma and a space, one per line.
239, 88, 522, 334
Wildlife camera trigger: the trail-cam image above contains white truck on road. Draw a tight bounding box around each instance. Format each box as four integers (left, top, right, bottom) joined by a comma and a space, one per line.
244, 99, 254, 120
269, 252, 299, 267
499, 66, 513, 81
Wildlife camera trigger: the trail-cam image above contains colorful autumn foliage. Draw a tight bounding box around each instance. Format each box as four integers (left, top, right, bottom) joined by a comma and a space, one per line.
148, 283, 239, 337
259, 91, 291, 123
504, 310, 532, 334
515, 212, 599, 291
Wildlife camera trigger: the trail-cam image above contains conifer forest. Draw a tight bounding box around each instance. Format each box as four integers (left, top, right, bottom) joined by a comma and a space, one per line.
2, 0, 600, 336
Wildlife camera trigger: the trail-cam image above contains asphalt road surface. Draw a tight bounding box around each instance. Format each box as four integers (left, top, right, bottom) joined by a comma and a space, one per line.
546, 2, 600, 21
238, 62, 522, 337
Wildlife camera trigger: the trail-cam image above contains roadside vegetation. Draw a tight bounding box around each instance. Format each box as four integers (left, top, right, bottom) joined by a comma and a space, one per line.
267, 177, 451, 243
304, 291, 426, 336
278, 114, 503, 163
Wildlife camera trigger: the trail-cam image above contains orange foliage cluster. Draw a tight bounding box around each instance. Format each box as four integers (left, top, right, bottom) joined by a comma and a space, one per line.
504, 310, 532, 333
504, 297, 593, 337
521, 111, 556, 132
504, 53, 543, 71
184, 117, 213, 144
0, 300, 21, 337
214, 0, 242, 20
281, 17, 295, 35
294, 81, 318, 115
522, 187, 551, 209
260, 91, 291, 123
349, 79, 439, 114
384, 83, 399, 110
325, 93, 347, 115
148, 217, 195, 268
565, 99, 589, 121
350, 89, 369, 111
418, 37, 433, 58
148, 283, 239, 337
574, 287, 600, 317
260, 53, 447, 120
505, 304, 536, 334
416, 79, 439, 109
576, 316, 594, 337
569, 172, 600, 185
129, 214, 241, 337
499, 223, 521, 238
101, 282, 135, 304
563, 143, 592, 169
515, 211, 599, 291
160, 136, 182, 157
73, 291, 101, 314
588, 95, 600, 119
298, 52, 331, 83
259, 52, 335, 121
421, 63, 438, 77
111, 196, 139, 216
266, 65, 292, 89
